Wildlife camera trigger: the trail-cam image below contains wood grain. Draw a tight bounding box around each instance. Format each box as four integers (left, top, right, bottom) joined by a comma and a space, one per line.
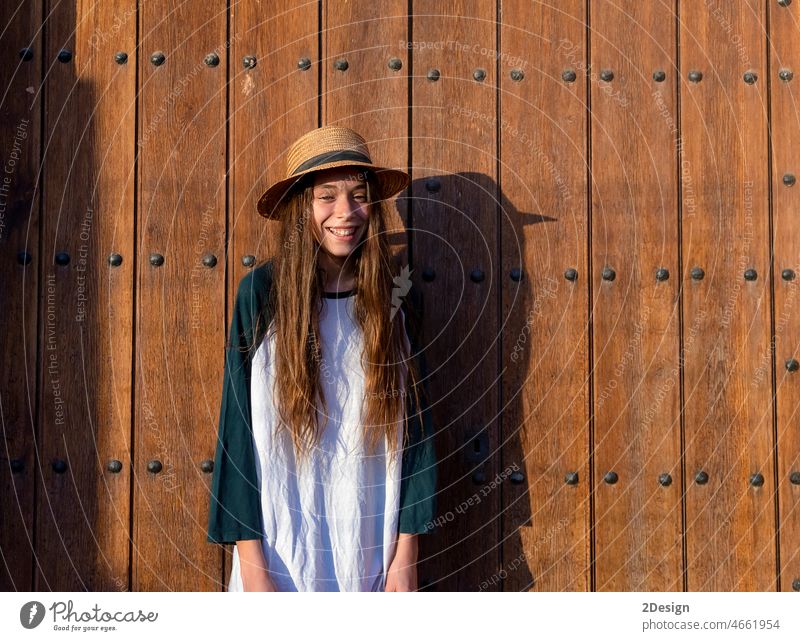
680, 0, 775, 591
500, 0, 591, 592
412, 0, 500, 591
590, 0, 682, 591
136, 0, 227, 591
34, 0, 136, 591
0, 0, 42, 593
769, 0, 800, 594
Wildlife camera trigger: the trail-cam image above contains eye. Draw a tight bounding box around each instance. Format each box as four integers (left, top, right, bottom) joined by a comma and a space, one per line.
353, 193, 367, 201
317, 194, 334, 201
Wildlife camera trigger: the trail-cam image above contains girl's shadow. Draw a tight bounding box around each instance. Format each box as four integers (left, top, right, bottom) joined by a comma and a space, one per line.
386, 171, 555, 591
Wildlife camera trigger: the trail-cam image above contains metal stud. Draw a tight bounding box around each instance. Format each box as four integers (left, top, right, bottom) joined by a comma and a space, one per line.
785, 358, 799, 372
243, 55, 257, 69
149, 253, 164, 267
565, 471, 579, 485
656, 268, 669, 281
510, 268, 523, 282
334, 58, 348, 71
472, 469, 486, 484
19, 47, 34, 61
150, 51, 165, 66
782, 268, 795, 281
793, 578, 800, 592
147, 460, 163, 474
600, 69, 614, 82
422, 267, 436, 282
790, 471, 800, 485
653, 70, 666, 82
695, 470, 709, 484
107, 460, 123, 474
202, 253, 217, 268
297, 57, 311, 71
744, 268, 757, 281
17, 251, 32, 266
602, 267, 616, 281
564, 267, 578, 281
114, 52, 128, 65
57, 49, 72, 63
604, 471, 618, 484
783, 174, 796, 187
743, 71, 757, 84
427, 68, 440, 81
11, 459, 25, 473
510, 470, 525, 484
200, 459, 214, 473
511, 68, 524, 82
55, 252, 70, 266
691, 266, 705, 280
473, 68, 486, 82
204, 53, 220, 67
777, 0, 791, 7
561, 69, 576, 83
388, 57, 402, 71
52, 459, 67, 474
779, 69, 793, 82
425, 178, 441, 192
242, 255, 256, 268
108, 253, 123, 267
688, 70, 702, 83
658, 473, 672, 487
470, 269, 485, 284
749, 472, 764, 487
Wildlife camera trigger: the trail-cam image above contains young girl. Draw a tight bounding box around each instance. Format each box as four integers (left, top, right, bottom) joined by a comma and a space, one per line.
206, 126, 437, 592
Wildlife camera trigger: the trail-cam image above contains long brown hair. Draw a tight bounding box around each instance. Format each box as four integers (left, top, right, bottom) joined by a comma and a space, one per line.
260, 170, 423, 469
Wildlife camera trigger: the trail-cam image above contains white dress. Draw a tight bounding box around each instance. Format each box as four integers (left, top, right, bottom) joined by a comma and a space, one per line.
227, 291, 406, 591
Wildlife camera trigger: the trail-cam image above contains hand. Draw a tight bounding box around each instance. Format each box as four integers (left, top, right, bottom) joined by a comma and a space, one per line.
385, 533, 419, 592
236, 539, 278, 592
385, 555, 418, 591
241, 564, 278, 592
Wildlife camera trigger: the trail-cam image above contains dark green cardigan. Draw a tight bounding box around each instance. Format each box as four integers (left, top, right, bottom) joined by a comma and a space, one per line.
207, 260, 438, 544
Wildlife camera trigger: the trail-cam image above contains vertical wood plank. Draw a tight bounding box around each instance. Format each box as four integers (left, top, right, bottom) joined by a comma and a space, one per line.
590, 0, 683, 590
323, 0, 409, 263
0, 0, 42, 592
222, 0, 319, 589
500, 0, 590, 591
769, 0, 800, 593
35, 1, 136, 591
136, 0, 227, 591
680, 0, 775, 591
412, 0, 499, 590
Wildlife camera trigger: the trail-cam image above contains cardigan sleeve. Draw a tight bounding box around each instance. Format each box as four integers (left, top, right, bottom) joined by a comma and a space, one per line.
398, 290, 439, 534
206, 270, 268, 544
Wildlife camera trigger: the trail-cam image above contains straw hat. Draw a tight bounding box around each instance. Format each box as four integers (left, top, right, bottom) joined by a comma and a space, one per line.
256, 125, 411, 219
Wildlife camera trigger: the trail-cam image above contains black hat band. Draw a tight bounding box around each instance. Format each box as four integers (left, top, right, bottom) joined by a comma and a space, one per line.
291, 149, 372, 175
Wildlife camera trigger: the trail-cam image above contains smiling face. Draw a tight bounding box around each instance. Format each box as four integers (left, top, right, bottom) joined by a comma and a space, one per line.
310, 166, 372, 259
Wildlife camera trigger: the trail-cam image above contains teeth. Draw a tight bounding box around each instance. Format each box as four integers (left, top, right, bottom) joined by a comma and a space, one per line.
328, 227, 355, 237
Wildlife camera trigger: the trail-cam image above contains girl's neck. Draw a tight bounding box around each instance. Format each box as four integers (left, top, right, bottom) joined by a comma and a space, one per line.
319, 252, 356, 292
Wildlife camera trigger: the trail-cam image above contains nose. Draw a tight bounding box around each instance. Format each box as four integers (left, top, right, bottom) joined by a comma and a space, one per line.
335, 192, 362, 218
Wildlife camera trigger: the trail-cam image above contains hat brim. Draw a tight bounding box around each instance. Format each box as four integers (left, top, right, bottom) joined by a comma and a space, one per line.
256, 160, 410, 219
